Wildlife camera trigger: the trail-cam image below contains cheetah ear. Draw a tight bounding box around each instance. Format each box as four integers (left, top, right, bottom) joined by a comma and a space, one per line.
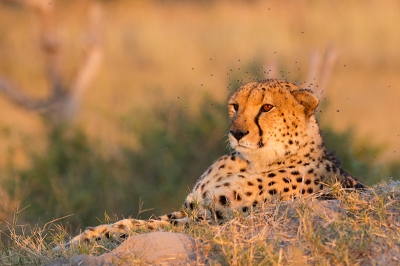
292, 89, 319, 117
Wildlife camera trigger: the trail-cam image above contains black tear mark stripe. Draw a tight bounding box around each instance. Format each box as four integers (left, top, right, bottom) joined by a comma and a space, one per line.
254, 111, 264, 137
254, 107, 265, 148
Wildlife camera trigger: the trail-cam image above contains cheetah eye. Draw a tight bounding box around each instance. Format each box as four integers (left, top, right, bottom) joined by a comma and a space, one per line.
261, 104, 274, 113
232, 103, 239, 111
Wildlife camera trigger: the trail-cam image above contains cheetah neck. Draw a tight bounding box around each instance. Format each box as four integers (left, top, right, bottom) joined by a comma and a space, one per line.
239, 119, 325, 173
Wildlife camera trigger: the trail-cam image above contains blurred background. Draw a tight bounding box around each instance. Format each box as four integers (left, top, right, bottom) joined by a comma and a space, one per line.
0, 0, 399, 236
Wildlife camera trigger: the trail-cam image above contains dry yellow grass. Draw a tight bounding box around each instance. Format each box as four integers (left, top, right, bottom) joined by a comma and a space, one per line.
1, 181, 399, 265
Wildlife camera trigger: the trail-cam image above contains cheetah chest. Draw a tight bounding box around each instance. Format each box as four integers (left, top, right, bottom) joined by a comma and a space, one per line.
190, 153, 329, 210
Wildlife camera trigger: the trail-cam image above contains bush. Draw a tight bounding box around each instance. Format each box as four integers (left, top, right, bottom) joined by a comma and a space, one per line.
321, 127, 398, 185
5, 126, 122, 231
121, 94, 229, 216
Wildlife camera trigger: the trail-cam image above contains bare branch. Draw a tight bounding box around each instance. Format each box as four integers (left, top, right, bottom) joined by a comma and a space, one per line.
0, 79, 62, 113
264, 43, 337, 99
318, 43, 338, 96
264, 60, 279, 80
62, 2, 103, 120
0, 0, 102, 122
306, 43, 338, 99
306, 49, 322, 88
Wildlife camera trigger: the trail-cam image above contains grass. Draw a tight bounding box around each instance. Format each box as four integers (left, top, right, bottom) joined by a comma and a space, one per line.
1, 180, 399, 265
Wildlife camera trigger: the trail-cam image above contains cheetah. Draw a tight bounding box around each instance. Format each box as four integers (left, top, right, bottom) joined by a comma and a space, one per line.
56, 79, 364, 249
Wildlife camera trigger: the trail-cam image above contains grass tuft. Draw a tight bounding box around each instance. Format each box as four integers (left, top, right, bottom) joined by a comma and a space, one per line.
1, 181, 399, 265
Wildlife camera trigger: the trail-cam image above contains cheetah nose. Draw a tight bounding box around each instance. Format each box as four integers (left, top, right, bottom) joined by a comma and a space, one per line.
230, 129, 249, 141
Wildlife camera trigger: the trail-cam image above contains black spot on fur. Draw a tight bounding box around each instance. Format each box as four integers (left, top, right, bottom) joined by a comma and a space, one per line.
215, 210, 223, 220
268, 181, 276, 186
283, 177, 291, 183
246, 191, 252, 196
247, 181, 254, 186
325, 164, 331, 172
355, 183, 365, 189
238, 175, 245, 178
231, 156, 236, 161
207, 167, 213, 175
269, 189, 277, 195
240, 168, 246, 172
258, 140, 264, 148
233, 191, 242, 201
257, 178, 262, 182
268, 173, 276, 178
284, 187, 290, 192
307, 188, 313, 194
308, 168, 314, 174
219, 195, 229, 206
305, 179, 311, 185
300, 189, 306, 194
278, 169, 286, 173
242, 207, 249, 212
291, 171, 300, 175
292, 185, 297, 190
189, 202, 194, 210
223, 182, 230, 187
289, 139, 293, 145
296, 177, 303, 183
258, 185, 263, 190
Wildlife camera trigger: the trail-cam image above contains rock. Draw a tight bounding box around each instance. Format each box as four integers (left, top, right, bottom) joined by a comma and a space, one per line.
47, 232, 198, 266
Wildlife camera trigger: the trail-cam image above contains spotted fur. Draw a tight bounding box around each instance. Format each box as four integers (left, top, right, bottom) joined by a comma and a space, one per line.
56, 79, 364, 249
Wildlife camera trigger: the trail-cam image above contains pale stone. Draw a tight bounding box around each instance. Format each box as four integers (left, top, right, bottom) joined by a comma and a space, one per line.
47, 232, 198, 266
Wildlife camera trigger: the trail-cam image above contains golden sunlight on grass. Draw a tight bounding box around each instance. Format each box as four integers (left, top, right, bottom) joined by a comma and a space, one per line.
1, 181, 399, 265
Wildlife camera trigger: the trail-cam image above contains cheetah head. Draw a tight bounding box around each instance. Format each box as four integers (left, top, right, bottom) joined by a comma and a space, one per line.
228, 79, 320, 167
